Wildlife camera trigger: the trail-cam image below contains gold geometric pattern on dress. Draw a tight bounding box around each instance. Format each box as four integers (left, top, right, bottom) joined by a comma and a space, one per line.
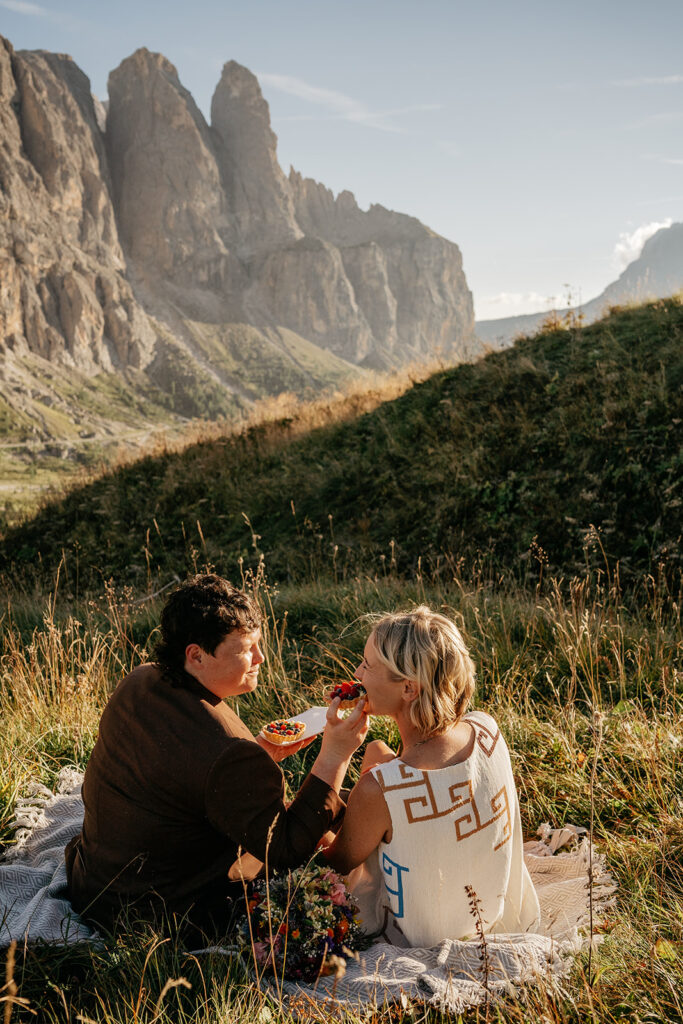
374, 764, 511, 850
471, 717, 500, 757
375, 763, 458, 824
449, 780, 511, 851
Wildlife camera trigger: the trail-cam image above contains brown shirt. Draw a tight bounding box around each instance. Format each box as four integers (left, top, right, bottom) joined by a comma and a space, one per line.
66, 663, 344, 923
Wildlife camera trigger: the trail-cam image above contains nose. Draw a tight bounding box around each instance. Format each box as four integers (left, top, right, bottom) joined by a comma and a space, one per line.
354, 662, 364, 682
253, 643, 265, 667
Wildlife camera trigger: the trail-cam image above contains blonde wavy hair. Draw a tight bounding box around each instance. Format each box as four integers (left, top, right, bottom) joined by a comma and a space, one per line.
370, 606, 476, 736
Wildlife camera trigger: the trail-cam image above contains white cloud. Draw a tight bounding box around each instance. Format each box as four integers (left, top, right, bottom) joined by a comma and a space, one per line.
0, 0, 47, 13
643, 153, 683, 166
257, 72, 439, 133
258, 73, 362, 115
483, 292, 560, 313
613, 74, 683, 87
613, 219, 673, 270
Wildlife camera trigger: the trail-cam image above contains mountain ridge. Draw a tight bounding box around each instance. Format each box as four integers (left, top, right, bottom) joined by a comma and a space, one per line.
0, 36, 476, 447
477, 221, 683, 346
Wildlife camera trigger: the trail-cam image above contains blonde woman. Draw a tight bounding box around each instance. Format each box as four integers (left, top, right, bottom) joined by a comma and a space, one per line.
325, 607, 540, 947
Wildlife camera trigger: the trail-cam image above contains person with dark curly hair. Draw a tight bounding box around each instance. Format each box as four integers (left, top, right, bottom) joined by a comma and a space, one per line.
65, 574, 368, 939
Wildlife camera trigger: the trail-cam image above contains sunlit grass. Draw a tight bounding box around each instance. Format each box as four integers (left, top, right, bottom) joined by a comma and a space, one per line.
1, 558, 681, 1022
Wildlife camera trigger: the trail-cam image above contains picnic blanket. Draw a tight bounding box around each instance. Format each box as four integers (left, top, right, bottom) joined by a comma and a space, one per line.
0, 769, 616, 1014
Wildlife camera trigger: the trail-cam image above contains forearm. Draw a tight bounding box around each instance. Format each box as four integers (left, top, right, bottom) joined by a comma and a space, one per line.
309, 753, 352, 793
261, 775, 346, 869
253, 756, 352, 868
206, 742, 345, 870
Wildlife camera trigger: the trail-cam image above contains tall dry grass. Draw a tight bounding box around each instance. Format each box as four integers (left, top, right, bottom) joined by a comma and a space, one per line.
0, 559, 681, 1021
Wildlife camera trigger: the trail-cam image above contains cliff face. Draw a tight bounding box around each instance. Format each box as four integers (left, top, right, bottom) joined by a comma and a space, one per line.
0, 36, 476, 424
210, 61, 301, 256
106, 49, 246, 311
287, 171, 474, 366
0, 38, 155, 375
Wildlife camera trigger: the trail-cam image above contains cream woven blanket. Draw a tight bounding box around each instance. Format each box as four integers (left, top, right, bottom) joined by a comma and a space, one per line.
0, 769, 616, 1014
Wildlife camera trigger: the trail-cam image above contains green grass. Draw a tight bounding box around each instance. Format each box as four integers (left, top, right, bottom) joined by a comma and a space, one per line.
0, 320, 361, 526
1, 297, 681, 590
0, 565, 681, 1022
185, 321, 359, 400
0, 349, 192, 527
0, 297, 682, 1021
0, 356, 178, 445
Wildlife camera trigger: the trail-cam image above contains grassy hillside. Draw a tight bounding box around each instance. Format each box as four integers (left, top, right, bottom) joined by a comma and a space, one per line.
1, 323, 358, 446
0, 302, 681, 1022
0, 320, 359, 529
2, 298, 681, 590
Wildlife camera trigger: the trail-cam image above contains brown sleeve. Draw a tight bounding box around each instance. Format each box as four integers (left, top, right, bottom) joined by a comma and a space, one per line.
204, 739, 345, 869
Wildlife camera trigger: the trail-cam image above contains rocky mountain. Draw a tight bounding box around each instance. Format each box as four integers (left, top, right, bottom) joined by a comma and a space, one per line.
0, 36, 476, 460
476, 221, 683, 346
0, 43, 156, 374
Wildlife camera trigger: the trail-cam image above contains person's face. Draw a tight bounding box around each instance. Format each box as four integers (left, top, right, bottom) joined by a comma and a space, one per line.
184, 627, 265, 699
354, 634, 405, 717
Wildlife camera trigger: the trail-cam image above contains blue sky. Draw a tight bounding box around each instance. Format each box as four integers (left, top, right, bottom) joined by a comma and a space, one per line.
2, 0, 682, 319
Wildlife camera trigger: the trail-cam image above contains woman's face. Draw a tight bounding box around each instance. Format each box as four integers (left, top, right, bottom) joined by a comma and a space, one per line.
354, 633, 405, 717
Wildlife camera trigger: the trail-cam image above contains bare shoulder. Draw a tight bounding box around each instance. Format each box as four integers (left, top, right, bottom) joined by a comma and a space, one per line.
350, 769, 385, 805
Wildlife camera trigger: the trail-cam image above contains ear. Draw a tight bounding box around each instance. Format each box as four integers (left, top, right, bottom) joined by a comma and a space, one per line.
401, 679, 420, 704
184, 643, 204, 670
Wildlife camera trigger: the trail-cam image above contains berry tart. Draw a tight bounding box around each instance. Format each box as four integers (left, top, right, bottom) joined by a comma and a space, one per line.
326, 680, 366, 708
262, 719, 307, 745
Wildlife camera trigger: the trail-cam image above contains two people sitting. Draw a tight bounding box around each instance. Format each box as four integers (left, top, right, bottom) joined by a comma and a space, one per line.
66, 573, 539, 946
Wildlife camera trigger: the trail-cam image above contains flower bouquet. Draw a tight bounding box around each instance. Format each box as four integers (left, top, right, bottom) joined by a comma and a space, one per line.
240, 864, 367, 982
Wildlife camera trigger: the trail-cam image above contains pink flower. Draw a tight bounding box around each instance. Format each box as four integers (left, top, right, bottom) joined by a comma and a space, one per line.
330, 882, 348, 905
253, 942, 270, 964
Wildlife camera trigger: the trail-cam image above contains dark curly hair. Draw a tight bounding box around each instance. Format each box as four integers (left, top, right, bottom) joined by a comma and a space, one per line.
154, 574, 261, 678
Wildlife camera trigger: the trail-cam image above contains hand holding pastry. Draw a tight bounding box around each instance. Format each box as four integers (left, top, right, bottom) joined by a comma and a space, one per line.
257, 718, 316, 761
317, 693, 369, 768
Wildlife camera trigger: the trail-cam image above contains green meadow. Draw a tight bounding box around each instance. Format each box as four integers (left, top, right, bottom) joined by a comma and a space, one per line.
0, 300, 681, 1022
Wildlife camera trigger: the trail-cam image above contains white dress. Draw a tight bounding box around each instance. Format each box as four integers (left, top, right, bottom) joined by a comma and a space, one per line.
352, 711, 540, 948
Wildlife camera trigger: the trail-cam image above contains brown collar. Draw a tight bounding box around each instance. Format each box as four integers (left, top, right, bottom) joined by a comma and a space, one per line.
160, 664, 223, 706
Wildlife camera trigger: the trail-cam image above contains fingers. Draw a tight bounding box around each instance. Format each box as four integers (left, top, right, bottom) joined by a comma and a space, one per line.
289, 735, 317, 755
345, 696, 368, 724
254, 734, 284, 761
326, 696, 342, 723
357, 711, 371, 741
321, 695, 369, 762
326, 695, 367, 725
280, 734, 318, 757
256, 730, 322, 763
